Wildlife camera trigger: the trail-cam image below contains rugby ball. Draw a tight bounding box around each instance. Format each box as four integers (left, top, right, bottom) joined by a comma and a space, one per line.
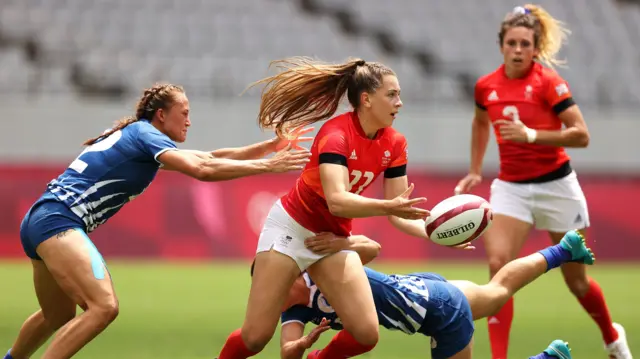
425, 194, 493, 246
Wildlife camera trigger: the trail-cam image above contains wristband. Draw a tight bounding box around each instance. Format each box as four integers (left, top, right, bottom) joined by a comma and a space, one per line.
524, 127, 537, 143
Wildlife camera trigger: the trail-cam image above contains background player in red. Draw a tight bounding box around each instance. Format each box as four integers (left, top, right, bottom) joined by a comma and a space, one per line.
455, 5, 631, 359
216, 57, 464, 359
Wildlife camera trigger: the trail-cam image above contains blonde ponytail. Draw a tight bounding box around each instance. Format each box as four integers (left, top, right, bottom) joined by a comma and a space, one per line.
524, 4, 571, 68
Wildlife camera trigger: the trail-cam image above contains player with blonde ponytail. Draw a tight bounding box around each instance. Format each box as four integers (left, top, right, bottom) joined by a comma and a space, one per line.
455, 4, 632, 359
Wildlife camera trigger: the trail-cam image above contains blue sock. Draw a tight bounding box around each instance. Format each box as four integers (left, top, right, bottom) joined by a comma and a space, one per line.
529, 353, 555, 359
538, 244, 572, 272
4, 349, 13, 359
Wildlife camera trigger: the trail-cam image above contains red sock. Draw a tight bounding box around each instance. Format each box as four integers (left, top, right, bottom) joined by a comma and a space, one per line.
487, 297, 513, 359
316, 330, 377, 359
577, 277, 619, 345
218, 329, 259, 359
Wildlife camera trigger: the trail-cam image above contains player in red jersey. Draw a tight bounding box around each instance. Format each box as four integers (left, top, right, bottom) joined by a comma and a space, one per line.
216, 57, 465, 359
455, 5, 631, 359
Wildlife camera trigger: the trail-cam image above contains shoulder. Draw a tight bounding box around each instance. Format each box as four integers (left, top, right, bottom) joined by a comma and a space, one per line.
319, 112, 352, 134
384, 128, 407, 148
281, 305, 313, 325
475, 66, 502, 90
536, 63, 568, 86
134, 120, 161, 136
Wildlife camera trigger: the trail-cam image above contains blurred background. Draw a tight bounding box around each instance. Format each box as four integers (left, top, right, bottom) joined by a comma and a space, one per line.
0, 0, 639, 358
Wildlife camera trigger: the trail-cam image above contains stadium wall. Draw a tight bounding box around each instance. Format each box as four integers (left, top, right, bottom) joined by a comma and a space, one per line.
1, 98, 638, 261
0, 168, 638, 261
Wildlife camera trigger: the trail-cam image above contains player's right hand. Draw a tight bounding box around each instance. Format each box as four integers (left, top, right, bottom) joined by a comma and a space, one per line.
268, 143, 311, 173
302, 318, 331, 349
385, 183, 430, 220
454, 173, 482, 195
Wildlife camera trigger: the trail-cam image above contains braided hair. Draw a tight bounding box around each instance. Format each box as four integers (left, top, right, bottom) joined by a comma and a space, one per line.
83, 83, 185, 146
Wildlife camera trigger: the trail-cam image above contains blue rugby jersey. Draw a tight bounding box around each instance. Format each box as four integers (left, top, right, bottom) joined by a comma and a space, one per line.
46, 120, 176, 232
281, 267, 438, 335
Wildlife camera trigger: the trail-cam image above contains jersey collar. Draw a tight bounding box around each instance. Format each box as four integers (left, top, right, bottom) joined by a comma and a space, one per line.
500, 62, 539, 81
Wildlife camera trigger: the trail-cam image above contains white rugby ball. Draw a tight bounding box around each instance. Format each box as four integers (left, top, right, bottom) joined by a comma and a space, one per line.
424, 194, 493, 246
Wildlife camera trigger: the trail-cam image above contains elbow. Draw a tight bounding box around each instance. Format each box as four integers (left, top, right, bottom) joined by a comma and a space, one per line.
578, 131, 590, 148
192, 165, 210, 181
371, 241, 382, 258
326, 196, 346, 217
192, 161, 220, 181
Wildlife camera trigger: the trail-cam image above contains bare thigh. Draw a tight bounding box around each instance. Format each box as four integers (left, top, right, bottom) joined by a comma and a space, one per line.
241, 250, 301, 351
484, 214, 532, 276
33, 259, 77, 328
36, 229, 118, 315
449, 280, 489, 321
307, 251, 379, 346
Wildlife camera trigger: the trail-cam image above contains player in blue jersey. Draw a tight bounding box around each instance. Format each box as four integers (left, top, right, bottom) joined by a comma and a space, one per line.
273, 229, 593, 359
3, 83, 313, 359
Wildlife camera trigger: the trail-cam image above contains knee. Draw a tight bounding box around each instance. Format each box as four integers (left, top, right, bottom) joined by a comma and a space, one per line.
348, 324, 379, 348
241, 325, 275, 353
89, 295, 120, 326
564, 275, 590, 297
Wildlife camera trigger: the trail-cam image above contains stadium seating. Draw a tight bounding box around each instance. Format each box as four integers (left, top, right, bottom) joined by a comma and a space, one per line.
0, 0, 638, 106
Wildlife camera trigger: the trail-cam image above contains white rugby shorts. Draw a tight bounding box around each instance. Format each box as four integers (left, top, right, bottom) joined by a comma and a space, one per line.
256, 199, 328, 271
490, 171, 590, 232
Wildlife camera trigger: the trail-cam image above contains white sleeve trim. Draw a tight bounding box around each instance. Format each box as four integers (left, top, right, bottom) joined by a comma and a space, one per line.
154, 147, 178, 164
281, 320, 305, 327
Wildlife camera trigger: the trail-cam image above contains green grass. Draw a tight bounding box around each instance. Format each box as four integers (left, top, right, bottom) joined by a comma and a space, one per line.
0, 260, 638, 358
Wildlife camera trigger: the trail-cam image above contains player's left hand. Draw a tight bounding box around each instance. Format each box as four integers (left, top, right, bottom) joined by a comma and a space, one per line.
301, 318, 331, 348
304, 232, 347, 255
494, 119, 528, 143
272, 126, 315, 152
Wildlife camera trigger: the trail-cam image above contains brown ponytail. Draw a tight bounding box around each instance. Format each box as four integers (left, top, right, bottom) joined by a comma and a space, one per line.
244, 57, 395, 138
83, 83, 184, 146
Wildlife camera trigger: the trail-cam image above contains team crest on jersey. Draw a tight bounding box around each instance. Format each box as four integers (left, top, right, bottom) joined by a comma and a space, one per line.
524, 85, 533, 100
555, 83, 569, 96
382, 150, 391, 166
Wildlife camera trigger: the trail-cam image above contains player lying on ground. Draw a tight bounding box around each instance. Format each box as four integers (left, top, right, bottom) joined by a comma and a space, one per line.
274, 229, 593, 359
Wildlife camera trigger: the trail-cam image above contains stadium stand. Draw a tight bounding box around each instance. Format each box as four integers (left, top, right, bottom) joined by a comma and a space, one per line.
0, 0, 638, 106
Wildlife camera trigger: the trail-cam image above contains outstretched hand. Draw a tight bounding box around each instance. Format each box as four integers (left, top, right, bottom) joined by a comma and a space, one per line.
273, 126, 315, 152
385, 183, 430, 220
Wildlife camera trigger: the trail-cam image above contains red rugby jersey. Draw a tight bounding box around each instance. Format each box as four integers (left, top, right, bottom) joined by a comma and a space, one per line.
475, 62, 576, 182
281, 111, 408, 235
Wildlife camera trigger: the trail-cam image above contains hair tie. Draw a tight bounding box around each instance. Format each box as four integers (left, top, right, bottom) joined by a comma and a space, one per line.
512, 6, 531, 15
355, 60, 366, 66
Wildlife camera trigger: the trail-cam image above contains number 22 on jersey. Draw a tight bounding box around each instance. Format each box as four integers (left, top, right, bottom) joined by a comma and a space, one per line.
349, 170, 374, 195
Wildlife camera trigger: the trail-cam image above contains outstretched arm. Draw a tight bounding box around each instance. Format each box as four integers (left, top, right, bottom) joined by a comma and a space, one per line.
383, 175, 429, 239
157, 145, 310, 181
212, 126, 314, 160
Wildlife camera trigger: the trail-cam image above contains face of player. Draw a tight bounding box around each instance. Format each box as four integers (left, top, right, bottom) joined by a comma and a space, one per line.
500, 26, 540, 76
282, 276, 310, 311
157, 91, 191, 143
362, 74, 403, 130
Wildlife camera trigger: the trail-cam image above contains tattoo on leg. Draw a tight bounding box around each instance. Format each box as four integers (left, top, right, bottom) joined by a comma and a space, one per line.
55, 229, 74, 239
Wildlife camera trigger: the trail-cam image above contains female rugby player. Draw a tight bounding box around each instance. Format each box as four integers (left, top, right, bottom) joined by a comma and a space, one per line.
217, 57, 469, 359
278, 229, 592, 359
454, 5, 631, 359
3, 83, 311, 359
